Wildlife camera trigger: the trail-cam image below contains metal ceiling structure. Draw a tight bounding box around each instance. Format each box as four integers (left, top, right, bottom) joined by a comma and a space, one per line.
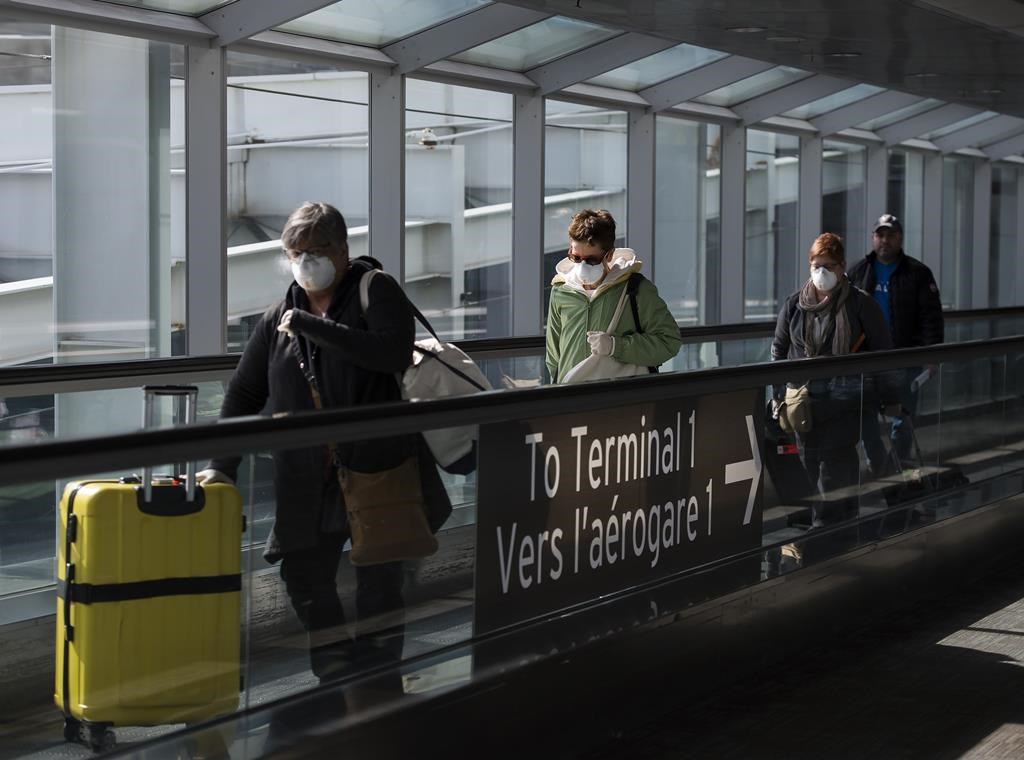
2, 0, 1024, 154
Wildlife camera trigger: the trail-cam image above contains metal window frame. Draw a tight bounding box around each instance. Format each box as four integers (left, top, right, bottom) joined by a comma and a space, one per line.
878, 103, 981, 147
1, 0, 215, 45
733, 74, 851, 127
971, 160, 992, 308
369, 70, 405, 278
922, 152, 944, 275
627, 109, 656, 278
717, 121, 746, 324
384, 4, 550, 74
798, 134, 823, 293
639, 56, 775, 113
512, 92, 544, 335
200, 0, 341, 47
526, 32, 676, 95
983, 131, 1024, 162
810, 90, 923, 137
934, 115, 1024, 153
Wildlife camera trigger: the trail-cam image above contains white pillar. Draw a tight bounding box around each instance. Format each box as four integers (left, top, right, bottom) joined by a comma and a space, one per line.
512, 92, 544, 335
627, 109, 655, 279
971, 160, 992, 309
718, 122, 746, 324
798, 135, 823, 293
922, 153, 944, 276
186, 45, 227, 356
369, 70, 405, 279
865, 144, 888, 234
1017, 169, 1024, 306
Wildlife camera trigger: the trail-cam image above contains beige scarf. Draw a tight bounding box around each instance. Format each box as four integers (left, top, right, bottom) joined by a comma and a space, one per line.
798, 275, 852, 357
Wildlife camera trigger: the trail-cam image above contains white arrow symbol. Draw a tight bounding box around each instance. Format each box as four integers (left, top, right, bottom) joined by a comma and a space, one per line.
724, 414, 762, 525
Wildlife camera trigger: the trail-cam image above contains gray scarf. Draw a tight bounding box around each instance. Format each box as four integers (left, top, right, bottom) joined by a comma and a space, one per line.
798, 275, 852, 358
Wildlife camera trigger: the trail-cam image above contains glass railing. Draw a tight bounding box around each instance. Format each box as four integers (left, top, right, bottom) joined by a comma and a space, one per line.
0, 335, 1022, 757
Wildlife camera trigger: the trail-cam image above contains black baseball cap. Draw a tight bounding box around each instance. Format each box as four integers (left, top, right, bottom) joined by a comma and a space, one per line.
874, 214, 903, 234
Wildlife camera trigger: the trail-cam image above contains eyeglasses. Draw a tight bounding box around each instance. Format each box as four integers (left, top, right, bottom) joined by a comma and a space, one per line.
567, 249, 607, 266
285, 245, 333, 261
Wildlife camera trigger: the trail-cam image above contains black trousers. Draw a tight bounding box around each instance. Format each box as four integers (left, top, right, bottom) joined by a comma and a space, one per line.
797, 408, 861, 528
279, 534, 405, 683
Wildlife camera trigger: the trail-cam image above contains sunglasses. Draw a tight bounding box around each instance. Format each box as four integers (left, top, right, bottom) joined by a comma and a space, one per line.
567, 249, 607, 266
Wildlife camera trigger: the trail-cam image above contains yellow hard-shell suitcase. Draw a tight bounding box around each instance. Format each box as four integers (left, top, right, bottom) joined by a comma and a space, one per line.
55, 387, 244, 752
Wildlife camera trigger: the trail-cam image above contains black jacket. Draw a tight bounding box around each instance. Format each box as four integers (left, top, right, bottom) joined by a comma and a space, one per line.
771, 283, 899, 407
210, 257, 451, 556
847, 251, 944, 348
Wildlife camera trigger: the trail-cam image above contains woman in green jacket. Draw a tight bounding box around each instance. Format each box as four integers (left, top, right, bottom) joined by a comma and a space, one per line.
545, 209, 681, 384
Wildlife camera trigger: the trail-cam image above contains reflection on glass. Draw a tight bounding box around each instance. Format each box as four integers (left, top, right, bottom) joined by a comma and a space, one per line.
586, 43, 727, 91
694, 65, 810, 107
856, 98, 941, 131
655, 116, 720, 324
0, 25, 185, 365
745, 130, 799, 320
450, 16, 618, 71
922, 111, 997, 141
886, 149, 925, 261
941, 156, 974, 308
782, 83, 884, 120
224, 51, 370, 353
404, 79, 514, 341
543, 101, 628, 320
990, 164, 1019, 306
96, 0, 234, 14
822, 140, 866, 257
278, 0, 489, 47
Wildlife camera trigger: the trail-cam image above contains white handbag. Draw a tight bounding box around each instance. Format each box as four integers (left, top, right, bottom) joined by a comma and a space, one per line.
360, 269, 492, 473
561, 281, 648, 384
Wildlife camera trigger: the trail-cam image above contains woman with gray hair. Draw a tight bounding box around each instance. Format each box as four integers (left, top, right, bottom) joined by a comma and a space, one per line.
197, 201, 450, 717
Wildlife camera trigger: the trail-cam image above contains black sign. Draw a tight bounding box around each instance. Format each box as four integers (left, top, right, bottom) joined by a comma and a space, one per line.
474, 389, 764, 635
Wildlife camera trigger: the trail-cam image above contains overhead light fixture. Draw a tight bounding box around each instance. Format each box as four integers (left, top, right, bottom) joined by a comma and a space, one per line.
827, 51, 861, 58
980, 88, 1003, 95
909, 72, 939, 78
726, 26, 766, 33
767, 35, 803, 42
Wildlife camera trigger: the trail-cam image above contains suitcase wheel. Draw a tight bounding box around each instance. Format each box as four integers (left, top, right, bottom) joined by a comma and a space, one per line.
63, 716, 81, 743
86, 724, 116, 753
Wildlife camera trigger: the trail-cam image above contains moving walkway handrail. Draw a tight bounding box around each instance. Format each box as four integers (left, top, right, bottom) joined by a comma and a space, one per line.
1, 334, 1022, 487
1, 306, 1021, 395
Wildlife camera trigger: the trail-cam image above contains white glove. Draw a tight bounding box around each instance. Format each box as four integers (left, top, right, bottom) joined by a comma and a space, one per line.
771, 399, 782, 420
586, 331, 614, 357
276, 309, 295, 337
195, 469, 234, 486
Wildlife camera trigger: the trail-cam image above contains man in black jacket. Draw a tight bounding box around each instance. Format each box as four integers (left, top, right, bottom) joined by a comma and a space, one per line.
847, 214, 944, 475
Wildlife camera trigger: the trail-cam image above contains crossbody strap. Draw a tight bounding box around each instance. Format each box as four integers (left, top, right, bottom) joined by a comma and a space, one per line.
360, 269, 441, 342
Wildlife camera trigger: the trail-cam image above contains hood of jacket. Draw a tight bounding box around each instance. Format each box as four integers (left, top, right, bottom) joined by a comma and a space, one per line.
552, 248, 642, 297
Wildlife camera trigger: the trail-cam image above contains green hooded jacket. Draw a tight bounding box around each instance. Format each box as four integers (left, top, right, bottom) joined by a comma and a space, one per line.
545, 248, 682, 383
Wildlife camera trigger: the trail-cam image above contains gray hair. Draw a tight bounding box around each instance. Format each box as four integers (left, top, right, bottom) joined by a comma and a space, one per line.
281, 201, 348, 252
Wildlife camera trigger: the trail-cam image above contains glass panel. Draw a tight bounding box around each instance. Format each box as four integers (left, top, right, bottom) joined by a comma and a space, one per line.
856, 98, 942, 131
0, 25, 185, 366
822, 140, 866, 256
586, 43, 727, 91
745, 130, 799, 321
450, 16, 618, 71
941, 156, 974, 309
990, 165, 1019, 306
922, 111, 998, 141
655, 116, 720, 325
97, 0, 234, 14
782, 83, 884, 120
404, 79, 514, 341
543, 101, 628, 327
278, 0, 490, 47
885, 149, 925, 261
224, 51, 369, 353
694, 65, 810, 107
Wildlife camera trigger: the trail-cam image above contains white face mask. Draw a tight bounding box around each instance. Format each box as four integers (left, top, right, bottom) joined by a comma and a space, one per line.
811, 266, 838, 292
574, 260, 606, 285
291, 252, 337, 292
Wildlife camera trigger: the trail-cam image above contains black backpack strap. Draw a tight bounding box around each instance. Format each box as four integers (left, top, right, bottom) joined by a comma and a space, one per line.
626, 273, 658, 375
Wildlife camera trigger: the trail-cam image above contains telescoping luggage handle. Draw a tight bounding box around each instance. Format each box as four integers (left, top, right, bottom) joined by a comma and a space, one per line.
142, 385, 198, 504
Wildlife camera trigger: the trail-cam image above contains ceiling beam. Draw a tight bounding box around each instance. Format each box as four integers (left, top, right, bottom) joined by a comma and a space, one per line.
732, 74, 851, 126
877, 103, 980, 146
639, 56, 774, 113
384, 4, 550, 74
1, 0, 215, 45
201, 0, 341, 47
982, 130, 1024, 161
231, 31, 395, 71
810, 90, 923, 136
526, 32, 676, 95
933, 114, 1024, 152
